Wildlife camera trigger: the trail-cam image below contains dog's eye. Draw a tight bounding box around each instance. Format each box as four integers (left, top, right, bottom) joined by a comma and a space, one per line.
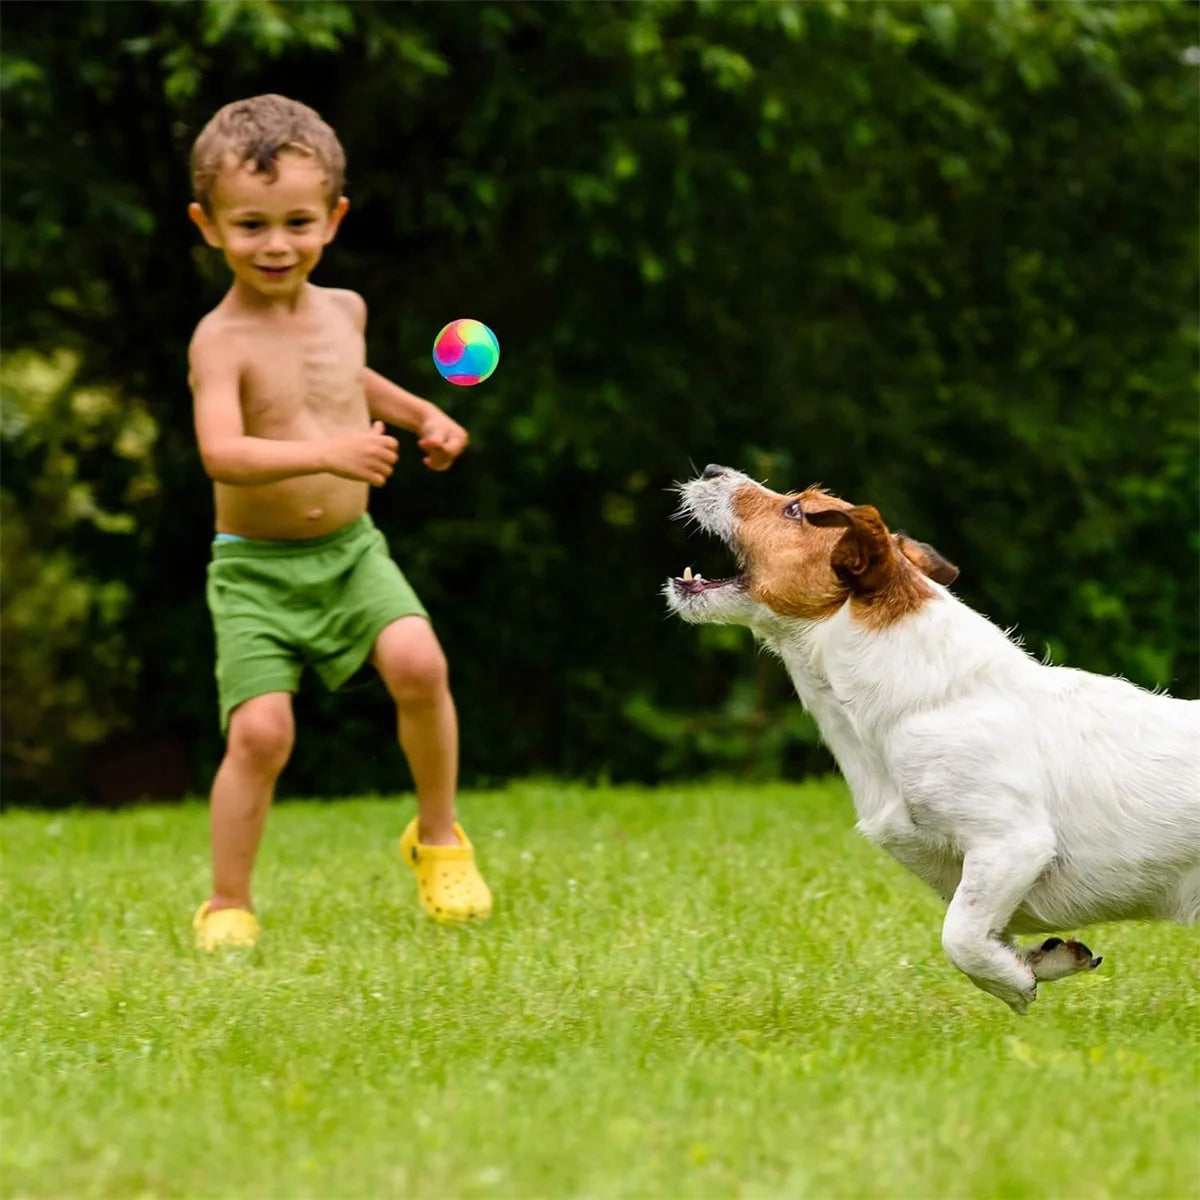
782, 500, 803, 521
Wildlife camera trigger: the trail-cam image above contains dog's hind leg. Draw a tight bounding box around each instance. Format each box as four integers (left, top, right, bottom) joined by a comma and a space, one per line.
941, 830, 1057, 1014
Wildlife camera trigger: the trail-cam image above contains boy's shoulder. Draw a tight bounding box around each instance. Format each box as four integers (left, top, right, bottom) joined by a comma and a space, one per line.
187, 286, 367, 364
188, 305, 243, 364
318, 285, 367, 331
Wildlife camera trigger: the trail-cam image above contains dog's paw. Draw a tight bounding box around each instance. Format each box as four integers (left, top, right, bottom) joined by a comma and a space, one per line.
1020, 937, 1103, 982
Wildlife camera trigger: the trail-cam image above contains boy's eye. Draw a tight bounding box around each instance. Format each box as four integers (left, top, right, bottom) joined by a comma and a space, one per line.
288, 218, 314, 228
236, 221, 263, 231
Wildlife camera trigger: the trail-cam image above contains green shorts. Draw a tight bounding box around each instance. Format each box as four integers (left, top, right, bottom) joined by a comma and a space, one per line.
206, 514, 428, 734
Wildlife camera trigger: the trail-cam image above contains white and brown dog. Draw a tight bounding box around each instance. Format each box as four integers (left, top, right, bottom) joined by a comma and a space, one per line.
665, 465, 1200, 1012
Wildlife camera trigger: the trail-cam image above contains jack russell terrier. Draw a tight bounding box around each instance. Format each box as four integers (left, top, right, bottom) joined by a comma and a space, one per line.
665, 465, 1199, 1012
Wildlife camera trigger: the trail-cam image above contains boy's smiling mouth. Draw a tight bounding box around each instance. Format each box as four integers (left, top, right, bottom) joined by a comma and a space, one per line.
255, 264, 295, 278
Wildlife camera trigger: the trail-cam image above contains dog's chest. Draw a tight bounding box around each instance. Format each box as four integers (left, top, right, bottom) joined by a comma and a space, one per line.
792, 681, 965, 898
809, 710, 965, 898
775, 626, 966, 900
863, 813, 964, 902
833, 747, 964, 900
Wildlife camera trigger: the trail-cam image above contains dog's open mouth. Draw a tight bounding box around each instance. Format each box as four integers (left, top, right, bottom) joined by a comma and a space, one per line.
671, 565, 744, 595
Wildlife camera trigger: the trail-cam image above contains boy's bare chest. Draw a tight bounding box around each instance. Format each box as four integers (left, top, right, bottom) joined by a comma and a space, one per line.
239, 323, 367, 433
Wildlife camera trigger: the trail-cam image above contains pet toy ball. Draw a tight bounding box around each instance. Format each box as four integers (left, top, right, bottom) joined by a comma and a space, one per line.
432, 319, 500, 386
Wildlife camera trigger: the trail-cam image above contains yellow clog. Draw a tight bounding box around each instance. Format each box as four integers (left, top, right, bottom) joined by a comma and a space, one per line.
193, 901, 260, 951
398, 818, 492, 924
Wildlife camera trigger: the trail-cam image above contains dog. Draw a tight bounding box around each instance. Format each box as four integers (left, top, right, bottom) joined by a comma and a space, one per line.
664, 465, 1200, 1012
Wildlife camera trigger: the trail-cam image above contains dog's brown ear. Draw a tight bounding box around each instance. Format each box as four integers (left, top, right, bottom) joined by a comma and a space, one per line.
895, 533, 959, 586
806, 505, 893, 590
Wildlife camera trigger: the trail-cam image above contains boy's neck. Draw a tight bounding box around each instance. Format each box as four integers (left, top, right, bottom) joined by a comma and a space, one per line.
224, 277, 315, 316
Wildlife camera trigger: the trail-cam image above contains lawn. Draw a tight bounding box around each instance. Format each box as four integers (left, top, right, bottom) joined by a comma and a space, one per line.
2, 779, 1197, 1199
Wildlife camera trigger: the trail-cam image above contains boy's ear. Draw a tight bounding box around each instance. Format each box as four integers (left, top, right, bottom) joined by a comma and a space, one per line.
188, 202, 223, 249
322, 196, 350, 244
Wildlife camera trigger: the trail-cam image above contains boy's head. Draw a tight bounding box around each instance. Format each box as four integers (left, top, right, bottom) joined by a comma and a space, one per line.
188, 95, 349, 298
190, 94, 345, 215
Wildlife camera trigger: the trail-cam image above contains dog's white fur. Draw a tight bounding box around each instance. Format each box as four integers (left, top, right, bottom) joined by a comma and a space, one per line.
665, 466, 1200, 1012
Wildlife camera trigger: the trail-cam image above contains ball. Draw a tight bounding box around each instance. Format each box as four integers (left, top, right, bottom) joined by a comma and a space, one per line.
432, 319, 500, 386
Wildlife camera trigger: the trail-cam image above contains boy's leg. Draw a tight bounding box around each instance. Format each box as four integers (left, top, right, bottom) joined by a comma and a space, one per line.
208, 690, 295, 912
372, 616, 491, 922
370, 616, 459, 844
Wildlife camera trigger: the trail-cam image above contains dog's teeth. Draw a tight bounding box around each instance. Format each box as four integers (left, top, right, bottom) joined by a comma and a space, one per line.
682, 566, 694, 581
695, 572, 705, 582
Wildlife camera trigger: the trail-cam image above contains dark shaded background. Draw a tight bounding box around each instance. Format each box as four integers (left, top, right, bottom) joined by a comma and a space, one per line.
2, 0, 1197, 806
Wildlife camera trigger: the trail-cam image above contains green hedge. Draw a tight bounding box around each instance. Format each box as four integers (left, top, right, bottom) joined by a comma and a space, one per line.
2, 0, 1195, 803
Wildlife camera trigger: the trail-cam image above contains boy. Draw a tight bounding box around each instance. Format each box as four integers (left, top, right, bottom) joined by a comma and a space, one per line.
186, 94, 491, 950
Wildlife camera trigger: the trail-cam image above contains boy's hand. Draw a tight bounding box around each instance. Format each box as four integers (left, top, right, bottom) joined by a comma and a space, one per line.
326, 420, 400, 486
418, 412, 469, 471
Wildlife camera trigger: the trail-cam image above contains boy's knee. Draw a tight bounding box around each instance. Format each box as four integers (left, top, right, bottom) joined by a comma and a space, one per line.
385, 645, 449, 707
228, 697, 294, 773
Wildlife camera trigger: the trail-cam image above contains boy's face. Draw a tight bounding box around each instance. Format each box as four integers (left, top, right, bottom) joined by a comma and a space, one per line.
189, 150, 348, 299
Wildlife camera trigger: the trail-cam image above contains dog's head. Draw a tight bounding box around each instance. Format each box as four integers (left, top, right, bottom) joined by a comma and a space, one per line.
664, 465, 957, 632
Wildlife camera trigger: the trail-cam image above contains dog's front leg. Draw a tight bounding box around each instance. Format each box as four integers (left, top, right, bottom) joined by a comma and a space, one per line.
941, 832, 1057, 1014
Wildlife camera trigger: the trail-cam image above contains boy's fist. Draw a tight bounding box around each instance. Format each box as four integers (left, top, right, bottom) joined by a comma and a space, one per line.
417, 413, 469, 471
327, 420, 399, 486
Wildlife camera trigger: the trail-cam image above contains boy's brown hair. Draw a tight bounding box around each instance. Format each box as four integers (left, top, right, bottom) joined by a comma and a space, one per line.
190, 94, 346, 213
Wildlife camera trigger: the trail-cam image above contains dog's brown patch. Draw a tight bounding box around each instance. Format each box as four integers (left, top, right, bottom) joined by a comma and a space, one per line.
805, 505, 942, 628
730, 485, 955, 629
731, 485, 851, 620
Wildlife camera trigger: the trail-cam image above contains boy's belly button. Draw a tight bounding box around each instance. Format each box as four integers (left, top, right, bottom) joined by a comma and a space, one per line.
306, 507, 323, 521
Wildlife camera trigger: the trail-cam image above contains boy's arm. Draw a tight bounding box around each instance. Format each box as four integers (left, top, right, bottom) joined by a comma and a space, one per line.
361, 368, 441, 433
362, 368, 469, 472
190, 323, 398, 486
333, 290, 468, 472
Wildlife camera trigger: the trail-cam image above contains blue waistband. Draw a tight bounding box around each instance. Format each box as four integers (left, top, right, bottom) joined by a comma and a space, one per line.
210, 514, 375, 558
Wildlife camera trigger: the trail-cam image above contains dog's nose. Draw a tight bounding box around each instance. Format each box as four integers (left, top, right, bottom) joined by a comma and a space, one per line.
701, 464, 726, 480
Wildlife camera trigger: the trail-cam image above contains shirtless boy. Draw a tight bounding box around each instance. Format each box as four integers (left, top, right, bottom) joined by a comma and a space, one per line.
186, 94, 491, 949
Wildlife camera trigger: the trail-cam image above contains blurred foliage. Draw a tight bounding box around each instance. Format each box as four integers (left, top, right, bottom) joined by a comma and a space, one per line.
1, 0, 1196, 804
0, 350, 159, 799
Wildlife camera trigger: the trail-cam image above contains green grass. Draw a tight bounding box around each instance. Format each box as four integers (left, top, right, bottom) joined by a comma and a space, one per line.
2, 779, 1198, 1199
